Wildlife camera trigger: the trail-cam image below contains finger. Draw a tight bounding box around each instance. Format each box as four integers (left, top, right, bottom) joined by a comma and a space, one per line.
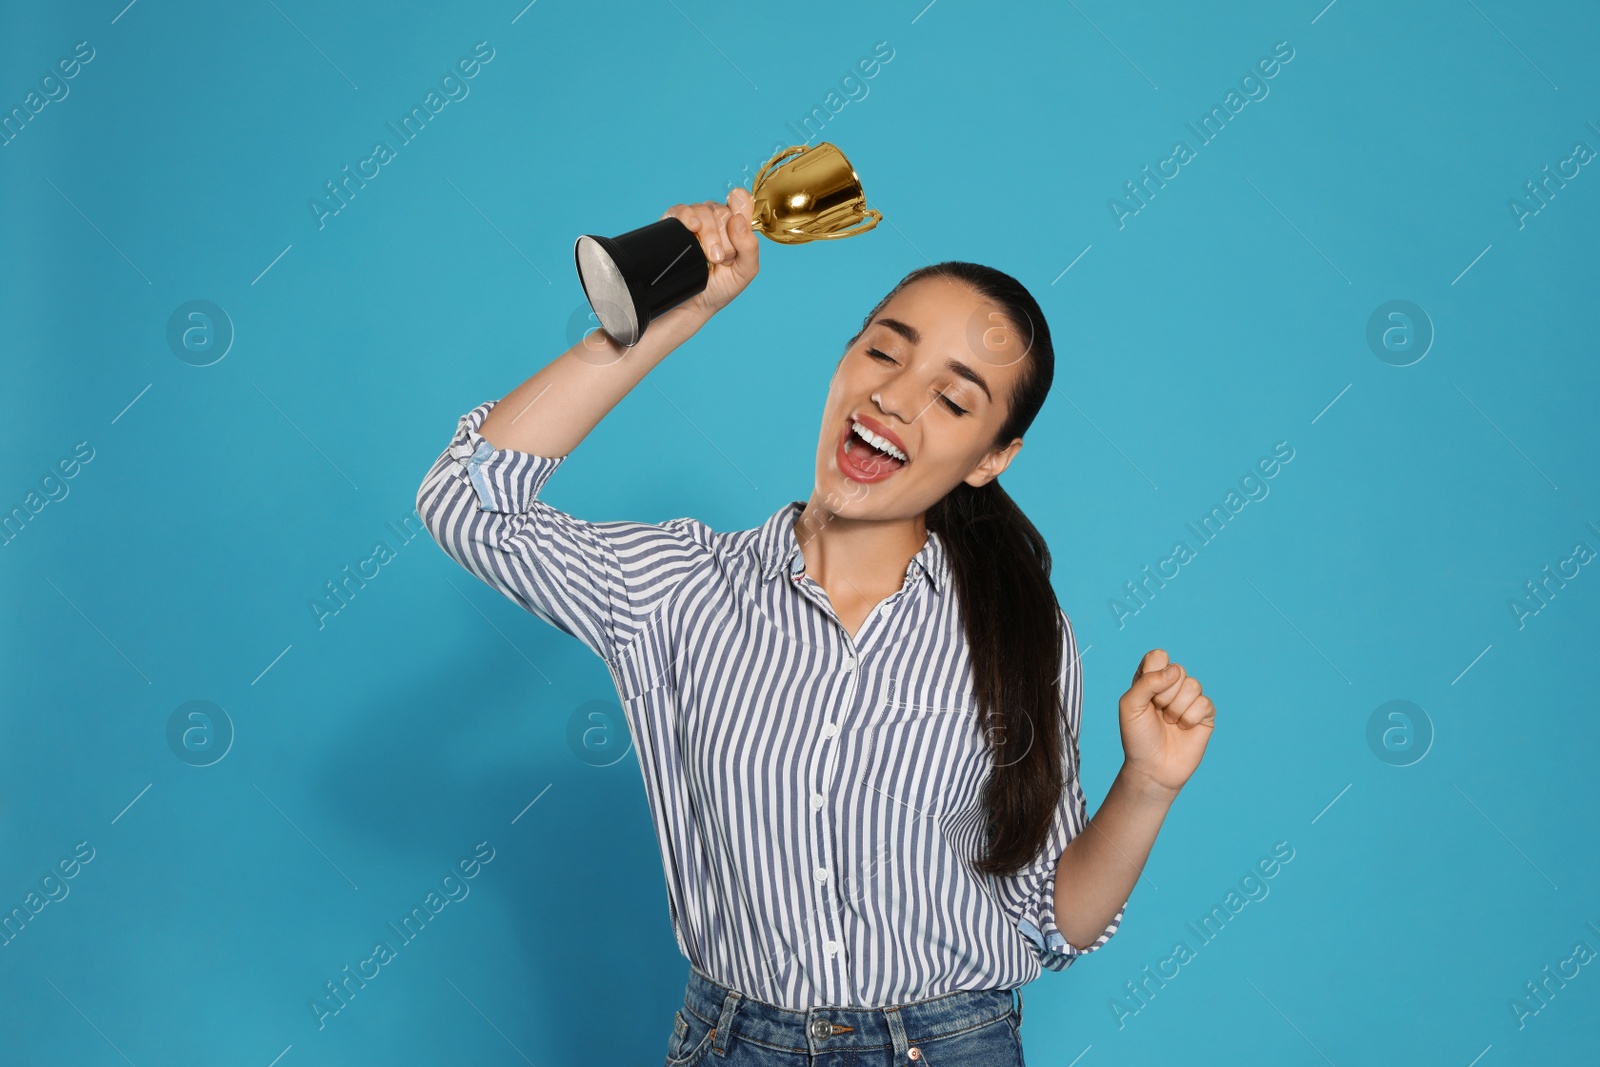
695, 204, 732, 263
1132, 648, 1169, 686
706, 202, 734, 256
666, 205, 703, 246
1178, 695, 1214, 728
1122, 662, 1181, 713
677, 204, 723, 262
1150, 663, 1187, 708
1157, 678, 1196, 724
727, 185, 756, 228
1163, 676, 1203, 718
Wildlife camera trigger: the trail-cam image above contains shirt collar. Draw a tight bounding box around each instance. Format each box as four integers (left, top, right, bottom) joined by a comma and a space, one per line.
757, 500, 948, 594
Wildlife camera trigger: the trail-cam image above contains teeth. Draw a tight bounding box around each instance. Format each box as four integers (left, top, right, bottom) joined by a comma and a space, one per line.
851, 421, 907, 462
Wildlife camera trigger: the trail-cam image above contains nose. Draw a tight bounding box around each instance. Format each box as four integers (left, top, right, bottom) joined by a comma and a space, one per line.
869, 387, 915, 429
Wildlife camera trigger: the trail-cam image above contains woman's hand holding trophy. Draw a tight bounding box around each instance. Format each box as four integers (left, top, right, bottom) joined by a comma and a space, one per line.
660, 187, 762, 321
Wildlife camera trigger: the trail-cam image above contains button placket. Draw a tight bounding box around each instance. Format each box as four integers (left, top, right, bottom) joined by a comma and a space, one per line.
807, 620, 863, 1005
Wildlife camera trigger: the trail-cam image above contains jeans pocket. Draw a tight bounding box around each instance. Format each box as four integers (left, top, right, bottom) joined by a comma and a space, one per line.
665, 1011, 689, 1061
915, 1013, 1023, 1067
664, 1007, 718, 1067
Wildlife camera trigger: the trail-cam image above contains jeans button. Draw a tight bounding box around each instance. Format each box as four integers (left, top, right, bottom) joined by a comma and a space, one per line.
809, 1017, 831, 1039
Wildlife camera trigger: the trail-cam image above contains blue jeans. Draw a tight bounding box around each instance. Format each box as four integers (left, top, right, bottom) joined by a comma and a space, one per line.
665, 964, 1027, 1066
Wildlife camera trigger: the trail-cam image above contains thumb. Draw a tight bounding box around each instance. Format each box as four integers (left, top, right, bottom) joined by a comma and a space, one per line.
727, 189, 760, 264
1124, 663, 1180, 713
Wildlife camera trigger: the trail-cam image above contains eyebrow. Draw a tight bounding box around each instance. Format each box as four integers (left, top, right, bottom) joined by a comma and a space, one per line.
872, 317, 993, 403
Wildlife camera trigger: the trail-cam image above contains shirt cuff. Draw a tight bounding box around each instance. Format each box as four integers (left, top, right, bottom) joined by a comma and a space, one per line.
1018, 866, 1127, 971
444, 400, 568, 514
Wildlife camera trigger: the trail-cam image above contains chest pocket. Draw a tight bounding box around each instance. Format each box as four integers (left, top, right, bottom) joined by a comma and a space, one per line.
857, 701, 992, 819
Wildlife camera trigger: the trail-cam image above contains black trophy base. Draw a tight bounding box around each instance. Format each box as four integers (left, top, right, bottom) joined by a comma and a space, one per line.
573, 216, 709, 348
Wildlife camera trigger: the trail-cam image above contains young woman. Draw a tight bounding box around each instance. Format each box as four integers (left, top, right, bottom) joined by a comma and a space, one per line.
416, 186, 1215, 1066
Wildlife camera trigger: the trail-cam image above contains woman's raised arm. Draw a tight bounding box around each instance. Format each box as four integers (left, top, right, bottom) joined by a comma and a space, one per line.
475, 186, 760, 458
413, 187, 760, 667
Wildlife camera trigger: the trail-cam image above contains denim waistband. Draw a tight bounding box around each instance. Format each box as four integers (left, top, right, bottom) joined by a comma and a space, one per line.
680, 964, 1023, 1059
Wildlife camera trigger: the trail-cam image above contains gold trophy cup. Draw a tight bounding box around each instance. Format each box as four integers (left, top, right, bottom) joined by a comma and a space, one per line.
574, 142, 882, 345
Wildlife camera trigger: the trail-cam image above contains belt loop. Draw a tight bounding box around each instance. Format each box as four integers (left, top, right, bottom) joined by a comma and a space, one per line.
882, 1004, 912, 1065
1014, 988, 1024, 1026
711, 988, 742, 1057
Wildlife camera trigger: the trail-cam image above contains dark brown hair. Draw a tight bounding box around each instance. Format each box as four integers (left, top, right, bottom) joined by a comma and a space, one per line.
846, 261, 1065, 878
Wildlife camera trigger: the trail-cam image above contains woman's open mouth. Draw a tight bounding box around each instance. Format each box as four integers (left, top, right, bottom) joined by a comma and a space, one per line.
836, 419, 908, 483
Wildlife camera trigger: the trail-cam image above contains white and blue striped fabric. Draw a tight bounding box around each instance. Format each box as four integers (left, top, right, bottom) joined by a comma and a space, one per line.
417, 399, 1125, 1009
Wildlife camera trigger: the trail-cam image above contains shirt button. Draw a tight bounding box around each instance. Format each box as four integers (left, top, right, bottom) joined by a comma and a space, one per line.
824, 939, 840, 956
811, 793, 825, 810
822, 723, 839, 738
815, 867, 829, 882
842, 657, 856, 673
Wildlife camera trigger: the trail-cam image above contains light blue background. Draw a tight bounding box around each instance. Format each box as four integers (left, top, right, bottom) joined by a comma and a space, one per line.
2, 1, 1597, 1063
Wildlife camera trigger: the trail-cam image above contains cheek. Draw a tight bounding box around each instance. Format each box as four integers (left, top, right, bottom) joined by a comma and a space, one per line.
821, 370, 851, 410
930, 434, 995, 481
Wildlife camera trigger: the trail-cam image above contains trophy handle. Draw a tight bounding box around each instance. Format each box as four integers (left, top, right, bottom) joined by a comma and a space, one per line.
751, 144, 809, 192
796, 208, 882, 240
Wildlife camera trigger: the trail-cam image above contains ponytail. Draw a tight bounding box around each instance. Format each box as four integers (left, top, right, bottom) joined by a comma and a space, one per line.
928, 479, 1068, 876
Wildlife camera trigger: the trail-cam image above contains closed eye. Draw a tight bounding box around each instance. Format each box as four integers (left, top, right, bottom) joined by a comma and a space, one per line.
867, 348, 969, 416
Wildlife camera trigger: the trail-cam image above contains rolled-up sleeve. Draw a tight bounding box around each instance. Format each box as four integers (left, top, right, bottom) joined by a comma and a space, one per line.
415, 399, 710, 666
995, 610, 1127, 971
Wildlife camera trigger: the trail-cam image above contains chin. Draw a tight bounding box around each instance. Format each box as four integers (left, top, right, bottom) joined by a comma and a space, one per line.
818, 468, 886, 514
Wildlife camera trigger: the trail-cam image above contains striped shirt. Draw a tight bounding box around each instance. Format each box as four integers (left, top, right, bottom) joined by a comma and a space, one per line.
417, 399, 1125, 1009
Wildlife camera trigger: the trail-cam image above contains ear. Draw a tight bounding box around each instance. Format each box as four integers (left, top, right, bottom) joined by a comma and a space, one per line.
963, 437, 1023, 489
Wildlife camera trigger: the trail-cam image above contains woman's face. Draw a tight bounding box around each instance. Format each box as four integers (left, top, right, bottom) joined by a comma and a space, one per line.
813, 275, 1031, 520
